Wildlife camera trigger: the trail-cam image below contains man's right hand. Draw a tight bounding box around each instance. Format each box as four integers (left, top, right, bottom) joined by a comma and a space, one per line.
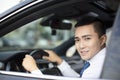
22, 55, 39, 72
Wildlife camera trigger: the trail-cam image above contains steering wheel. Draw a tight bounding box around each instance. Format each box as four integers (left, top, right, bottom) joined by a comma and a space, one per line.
29, 49, 62, 76
30, 49, 59, 66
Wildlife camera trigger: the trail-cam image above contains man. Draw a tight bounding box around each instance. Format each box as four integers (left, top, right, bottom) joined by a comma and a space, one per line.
22, 16, 107, 78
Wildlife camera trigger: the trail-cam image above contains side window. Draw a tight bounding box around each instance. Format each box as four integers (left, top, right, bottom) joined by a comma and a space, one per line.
0, 17, 74, 50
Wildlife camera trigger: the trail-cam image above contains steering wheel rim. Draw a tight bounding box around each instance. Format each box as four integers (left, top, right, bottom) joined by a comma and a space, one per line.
30, 49, 49, 59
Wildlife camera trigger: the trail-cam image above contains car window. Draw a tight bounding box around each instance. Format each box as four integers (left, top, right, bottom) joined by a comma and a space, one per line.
0, 17, 74, 50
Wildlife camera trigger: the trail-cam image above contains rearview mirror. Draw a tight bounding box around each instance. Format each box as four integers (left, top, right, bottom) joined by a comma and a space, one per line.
40, 14, 72, 30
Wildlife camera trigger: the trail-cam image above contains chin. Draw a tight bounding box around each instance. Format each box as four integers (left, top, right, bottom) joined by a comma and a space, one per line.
81, 56, 89, 61
81, 57, 87, 60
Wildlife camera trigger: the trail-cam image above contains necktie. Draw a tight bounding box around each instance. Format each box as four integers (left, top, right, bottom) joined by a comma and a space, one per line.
80, 62, 90, 77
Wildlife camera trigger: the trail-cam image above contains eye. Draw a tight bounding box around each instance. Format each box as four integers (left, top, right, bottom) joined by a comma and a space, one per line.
84, 37, 91, 41
75, 39, 79, 42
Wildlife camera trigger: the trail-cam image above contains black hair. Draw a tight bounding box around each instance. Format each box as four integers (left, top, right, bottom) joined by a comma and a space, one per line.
75, 16, 106, 37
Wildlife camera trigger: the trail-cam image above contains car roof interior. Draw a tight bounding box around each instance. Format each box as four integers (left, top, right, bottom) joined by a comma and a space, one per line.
0, 0, 120, 37
40, 0, 119, 29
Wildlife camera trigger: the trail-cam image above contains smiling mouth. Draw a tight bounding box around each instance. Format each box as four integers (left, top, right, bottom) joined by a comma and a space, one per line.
80, 51, 88, 56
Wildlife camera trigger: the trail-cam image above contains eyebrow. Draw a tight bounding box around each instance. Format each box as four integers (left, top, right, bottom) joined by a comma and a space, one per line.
74, 37, 78, 40
82, 35, 92, 38
74, 35, 92, 39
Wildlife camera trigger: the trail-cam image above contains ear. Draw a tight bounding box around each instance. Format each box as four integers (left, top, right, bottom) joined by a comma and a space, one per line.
100, 34, 107, 46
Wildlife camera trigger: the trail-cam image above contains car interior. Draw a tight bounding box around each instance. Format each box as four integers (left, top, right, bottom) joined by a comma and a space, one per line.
0, 0, 120, 79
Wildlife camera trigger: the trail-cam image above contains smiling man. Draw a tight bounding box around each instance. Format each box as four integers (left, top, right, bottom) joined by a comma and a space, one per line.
74, 16, 107, 78
22, 16, 107, 79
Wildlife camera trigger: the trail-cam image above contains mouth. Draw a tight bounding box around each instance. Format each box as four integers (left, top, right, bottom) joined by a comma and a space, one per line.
80, 51, 88, 56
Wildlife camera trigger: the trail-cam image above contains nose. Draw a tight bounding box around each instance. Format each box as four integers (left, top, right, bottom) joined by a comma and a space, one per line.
79, 41, 85, 49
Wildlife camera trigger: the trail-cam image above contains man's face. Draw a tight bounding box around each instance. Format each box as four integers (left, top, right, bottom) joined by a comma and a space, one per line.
75, 24, 106, 60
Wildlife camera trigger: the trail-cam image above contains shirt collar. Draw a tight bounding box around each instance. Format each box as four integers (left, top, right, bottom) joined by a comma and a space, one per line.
87, 47, 106, 63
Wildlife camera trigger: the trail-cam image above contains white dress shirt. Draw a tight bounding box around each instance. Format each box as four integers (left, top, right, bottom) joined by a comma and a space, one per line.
31, 48, 106, 79
82, 48, 106, 78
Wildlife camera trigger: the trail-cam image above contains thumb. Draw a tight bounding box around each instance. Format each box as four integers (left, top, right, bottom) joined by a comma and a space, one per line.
42, 56, 49, 60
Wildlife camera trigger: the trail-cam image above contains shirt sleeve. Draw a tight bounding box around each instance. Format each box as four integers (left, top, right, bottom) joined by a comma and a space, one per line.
31, 70, 43, 75
57, 60, 80, 77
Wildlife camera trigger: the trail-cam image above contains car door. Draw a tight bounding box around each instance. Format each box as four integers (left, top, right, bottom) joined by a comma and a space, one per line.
101, 5, 120, 79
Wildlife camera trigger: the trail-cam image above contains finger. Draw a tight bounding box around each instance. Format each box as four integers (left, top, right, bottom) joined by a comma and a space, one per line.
25, 55, 33, 59
44, 50, 51, 54
22, 60, 25, 67
26, 54, 29, 56
25, 55, 29, 58
42, 56, 49, 60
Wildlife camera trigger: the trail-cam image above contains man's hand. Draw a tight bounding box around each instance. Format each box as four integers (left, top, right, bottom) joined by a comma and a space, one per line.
22, 55, 39, 72
43, 50, 63, 65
